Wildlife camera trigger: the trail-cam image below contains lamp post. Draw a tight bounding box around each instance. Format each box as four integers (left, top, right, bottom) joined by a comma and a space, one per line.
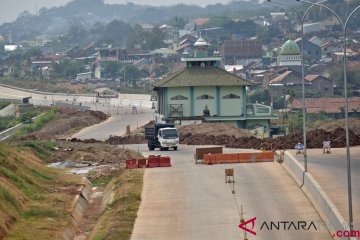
296, 0, 360, 233
267, 0, 327, 173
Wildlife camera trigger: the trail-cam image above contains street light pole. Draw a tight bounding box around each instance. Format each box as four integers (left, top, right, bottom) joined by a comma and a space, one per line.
267, 0, 327, 173
296, 0, 360, 233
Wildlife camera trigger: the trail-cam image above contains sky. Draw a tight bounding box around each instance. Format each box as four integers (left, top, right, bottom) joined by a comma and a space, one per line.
0, 0, 230, 24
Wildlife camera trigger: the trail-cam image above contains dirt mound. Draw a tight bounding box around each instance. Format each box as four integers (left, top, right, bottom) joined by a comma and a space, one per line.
31, 110, 108, 139
178, 123, 253, 140
48, 141, 142, 165
105, 135, 147, 145
179, 123, 360, 149
312, 118, 360, 135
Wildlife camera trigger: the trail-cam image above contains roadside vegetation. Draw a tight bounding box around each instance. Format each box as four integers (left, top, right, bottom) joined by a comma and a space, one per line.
0, 142, 81, 240
16, 109, 58, 135
90, 169, 144, 240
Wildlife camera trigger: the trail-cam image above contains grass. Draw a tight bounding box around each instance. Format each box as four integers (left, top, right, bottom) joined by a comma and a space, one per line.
0, 142, 81, 240
17, 109, 58, 135
0, 101, 10, 110
23, 207, 59, 218
90, 169, 144, 240
19, 140, 57, 160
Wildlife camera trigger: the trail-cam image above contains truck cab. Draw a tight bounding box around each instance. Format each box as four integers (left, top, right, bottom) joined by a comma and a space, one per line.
157, 127, 179, 150
145, 124, 179, 151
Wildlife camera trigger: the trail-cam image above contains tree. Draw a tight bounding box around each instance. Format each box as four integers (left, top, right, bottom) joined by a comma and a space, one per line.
103, 61, 123, 79
120, 64, 142, 87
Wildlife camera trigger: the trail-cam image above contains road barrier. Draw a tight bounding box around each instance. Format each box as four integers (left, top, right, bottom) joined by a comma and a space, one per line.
203, 151, 274, 165
125, 156, 172, 169
194, 146, 223, 164
126, 159, 138, 169
147, 155, 160, 168
159, 156, 171, 167
137, 158, 147, 168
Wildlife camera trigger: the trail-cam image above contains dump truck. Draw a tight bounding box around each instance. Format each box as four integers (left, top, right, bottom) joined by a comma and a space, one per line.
145, 123, 179, 151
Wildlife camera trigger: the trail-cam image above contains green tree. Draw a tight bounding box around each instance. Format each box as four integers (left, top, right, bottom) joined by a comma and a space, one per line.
103, 61, 123, 79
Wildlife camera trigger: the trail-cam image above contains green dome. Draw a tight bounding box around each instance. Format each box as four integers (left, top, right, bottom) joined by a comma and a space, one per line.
280, 39, 300, 55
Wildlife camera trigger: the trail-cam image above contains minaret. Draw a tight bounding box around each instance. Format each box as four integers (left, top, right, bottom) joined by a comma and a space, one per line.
173, 17, 180, 49
8, 31, 12, 44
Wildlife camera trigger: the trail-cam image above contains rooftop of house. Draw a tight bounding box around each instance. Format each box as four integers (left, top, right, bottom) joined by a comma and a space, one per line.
153, 67, 251, 88
290, 97, 360, 113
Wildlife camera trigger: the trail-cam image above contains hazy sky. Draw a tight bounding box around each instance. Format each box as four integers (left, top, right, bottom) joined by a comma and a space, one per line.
0, 0, 229, 24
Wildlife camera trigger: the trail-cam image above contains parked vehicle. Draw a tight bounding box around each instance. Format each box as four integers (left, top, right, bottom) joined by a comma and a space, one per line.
145, 123, 179, 151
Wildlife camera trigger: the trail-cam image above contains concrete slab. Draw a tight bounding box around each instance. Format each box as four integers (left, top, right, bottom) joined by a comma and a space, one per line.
130, 144, 332, 240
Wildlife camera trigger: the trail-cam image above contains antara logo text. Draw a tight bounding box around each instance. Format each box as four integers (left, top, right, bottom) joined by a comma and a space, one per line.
239, 217, 318, 236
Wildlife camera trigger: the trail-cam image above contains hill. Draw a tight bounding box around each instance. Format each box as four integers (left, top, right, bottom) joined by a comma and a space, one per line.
0, 0, 266, 42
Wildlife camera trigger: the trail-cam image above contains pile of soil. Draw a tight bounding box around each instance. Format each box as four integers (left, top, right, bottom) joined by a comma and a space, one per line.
105, 135, 147, 145
48, 141, 142, 165
31, 109, 108, 139
312, 118, 360, 135
179, 123, 360, 149
178, 123, 253, 141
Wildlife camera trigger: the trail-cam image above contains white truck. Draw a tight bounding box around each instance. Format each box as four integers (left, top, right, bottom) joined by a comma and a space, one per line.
145, 124, 179, 151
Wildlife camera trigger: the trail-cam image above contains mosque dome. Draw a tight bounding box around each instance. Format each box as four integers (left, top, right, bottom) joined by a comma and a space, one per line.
280, 39, 301, 55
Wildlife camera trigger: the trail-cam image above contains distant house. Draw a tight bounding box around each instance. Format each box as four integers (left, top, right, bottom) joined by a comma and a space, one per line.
308, 36, 324, 47
269, 70, 304, 86
31, 54, 65, 76
76, 72, 92, 82
321, 41, 342, 55
297, 22, 325, 34
139, 23, 154, 32
220, 39, 263, 66
192, 18, 210, 28
294, 38, 321, 62
304, 75, 333, 95
332, 48, 360, 62
270, 12, 285, 22
289, 97, 360, 115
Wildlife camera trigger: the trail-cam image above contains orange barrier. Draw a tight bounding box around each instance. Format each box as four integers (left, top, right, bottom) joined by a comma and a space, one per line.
126, 159, 138, 169
159, 156, 171, 167
147, 155, 160, 168
194, 147, 223, 164
203, 151, 274, 165
137, 159, 147, 168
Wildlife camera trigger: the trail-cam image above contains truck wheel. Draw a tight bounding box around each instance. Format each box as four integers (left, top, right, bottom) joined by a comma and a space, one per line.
148, 146, 154, 151
173, 147, 178, 151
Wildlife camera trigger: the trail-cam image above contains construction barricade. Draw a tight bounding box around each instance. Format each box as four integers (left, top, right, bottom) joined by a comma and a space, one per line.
203, 151, 274, 165
194, 146, 223, 164
137, 158, 147, 168
125, 155, 172, 169
147, 155, 161, 168
125, 159, 138, 169
159, 156, 171, 167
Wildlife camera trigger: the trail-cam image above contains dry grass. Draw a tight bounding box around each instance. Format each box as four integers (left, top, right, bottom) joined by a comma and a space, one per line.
0, 142, 81, 240
90, 169, 144, 240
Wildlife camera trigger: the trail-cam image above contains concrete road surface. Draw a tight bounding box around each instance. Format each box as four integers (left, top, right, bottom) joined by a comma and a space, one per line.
71, 106, 155, 140
289, 147, 360, 231
128, 144, 331, 240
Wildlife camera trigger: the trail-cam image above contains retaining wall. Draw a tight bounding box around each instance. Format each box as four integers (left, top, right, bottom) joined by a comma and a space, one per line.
283, 152, 356, 240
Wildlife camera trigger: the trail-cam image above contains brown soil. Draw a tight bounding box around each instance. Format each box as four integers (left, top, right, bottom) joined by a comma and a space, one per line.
47, 141, 142, 165
178, 123, 253, 139
312, 118, 360, 135
105, 134, 147, 145
179, 123, 360, 150
30, 109, 108, 139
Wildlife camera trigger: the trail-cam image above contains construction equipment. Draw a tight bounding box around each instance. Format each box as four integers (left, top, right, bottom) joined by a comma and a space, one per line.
145, 123, 179, 151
